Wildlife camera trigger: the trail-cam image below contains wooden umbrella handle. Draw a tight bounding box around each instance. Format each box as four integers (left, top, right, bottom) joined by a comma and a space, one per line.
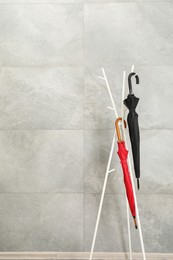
115, 117, 127, 142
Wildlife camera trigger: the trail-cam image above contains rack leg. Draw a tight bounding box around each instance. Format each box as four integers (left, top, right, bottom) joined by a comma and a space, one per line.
125, 65, 146, 260
124, 139, 146, 260
126, 199, 132, 260
89, 133, 116, 260
121, 70, 132, 260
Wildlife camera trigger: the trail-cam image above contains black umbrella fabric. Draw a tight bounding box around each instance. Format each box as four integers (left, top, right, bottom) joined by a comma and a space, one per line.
123, 72, 140, 190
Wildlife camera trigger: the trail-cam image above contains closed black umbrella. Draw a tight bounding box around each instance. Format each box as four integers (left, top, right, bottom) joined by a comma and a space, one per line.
123, 72, 140, 190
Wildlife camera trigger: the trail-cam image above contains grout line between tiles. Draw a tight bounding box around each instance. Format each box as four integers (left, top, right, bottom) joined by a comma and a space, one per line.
0, 192, 172, 195
0, 1, 171, 4
0, 3, 84, 5
84, 1, 173, 3
83, 2, 85, 249
0, 128, 172, 131
1, 65, 173, 67
83, 1, 85, 249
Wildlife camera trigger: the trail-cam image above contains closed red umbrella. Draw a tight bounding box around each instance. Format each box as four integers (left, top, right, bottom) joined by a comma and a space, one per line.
115, 117, 137, 229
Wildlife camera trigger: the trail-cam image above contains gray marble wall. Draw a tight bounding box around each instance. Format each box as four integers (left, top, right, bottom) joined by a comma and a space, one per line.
0, 0, 172, 254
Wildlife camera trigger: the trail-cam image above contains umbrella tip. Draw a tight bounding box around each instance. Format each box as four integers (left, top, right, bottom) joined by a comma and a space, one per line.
137, 178, 140, 190
133, 216, 138, 229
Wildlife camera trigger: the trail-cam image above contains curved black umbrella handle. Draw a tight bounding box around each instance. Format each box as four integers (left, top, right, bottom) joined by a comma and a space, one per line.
128, 72, 139, 94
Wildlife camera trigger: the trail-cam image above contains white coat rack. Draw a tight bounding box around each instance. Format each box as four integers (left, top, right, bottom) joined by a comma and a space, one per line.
88, 65, 146, 260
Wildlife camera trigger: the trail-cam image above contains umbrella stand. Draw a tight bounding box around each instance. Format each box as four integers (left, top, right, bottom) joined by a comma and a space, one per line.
89, 69, 132, 260
88, 66, 146, 260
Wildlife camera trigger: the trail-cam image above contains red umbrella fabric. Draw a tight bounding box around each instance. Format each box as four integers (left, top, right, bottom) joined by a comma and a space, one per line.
116, 118, 137, 229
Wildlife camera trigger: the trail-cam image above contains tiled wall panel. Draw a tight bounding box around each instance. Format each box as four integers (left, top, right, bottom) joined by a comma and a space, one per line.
0, 0, 172, 253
